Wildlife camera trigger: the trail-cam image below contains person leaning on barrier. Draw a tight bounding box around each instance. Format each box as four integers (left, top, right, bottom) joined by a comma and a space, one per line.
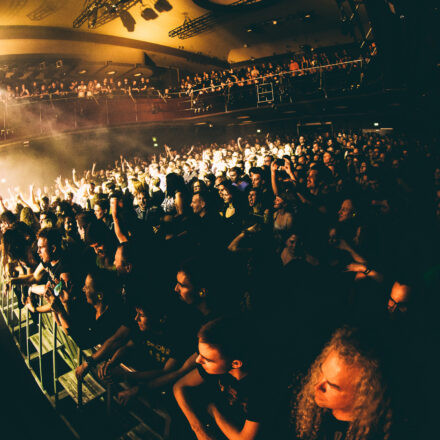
71, 268, 128, 351
7, 228, 65, 300
173, 315, 282, 440
96, 298, 197, 406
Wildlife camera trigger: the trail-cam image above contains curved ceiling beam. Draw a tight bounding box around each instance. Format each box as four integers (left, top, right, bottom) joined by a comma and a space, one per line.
0, 26, 228, 67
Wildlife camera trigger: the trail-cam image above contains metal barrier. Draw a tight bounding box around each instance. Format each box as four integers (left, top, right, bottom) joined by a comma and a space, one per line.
0, 272, 97, 409
0, 269, 172, 439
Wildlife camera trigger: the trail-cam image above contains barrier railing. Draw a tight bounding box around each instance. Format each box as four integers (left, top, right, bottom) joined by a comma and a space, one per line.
0, 268, 172, 439
178, 58, 365, 97
0, 59, 381, 143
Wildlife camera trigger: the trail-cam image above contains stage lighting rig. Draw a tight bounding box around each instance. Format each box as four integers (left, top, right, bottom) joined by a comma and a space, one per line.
73, 0, 141, 29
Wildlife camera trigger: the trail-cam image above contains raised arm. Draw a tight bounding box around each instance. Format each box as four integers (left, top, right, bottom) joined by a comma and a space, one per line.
270, 161, 280, 196
237, 137, 243, 152
29, 184, 40, 211
110, 197, 129, 243
16, 193, 31, 209
72, 169, 80, 188
0, 194, 7, 213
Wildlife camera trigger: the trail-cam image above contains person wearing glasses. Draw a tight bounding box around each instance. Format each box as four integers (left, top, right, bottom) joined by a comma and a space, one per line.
387, 281, 411, 316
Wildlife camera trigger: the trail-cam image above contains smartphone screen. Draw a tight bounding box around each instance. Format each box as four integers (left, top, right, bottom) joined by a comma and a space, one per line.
54, 281, 63, 297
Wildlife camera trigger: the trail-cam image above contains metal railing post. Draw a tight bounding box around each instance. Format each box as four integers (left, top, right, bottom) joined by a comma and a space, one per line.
77, 350, 83, 410
53, 320, 58, 406
38, 296, 43, 388
7, 285, 11, 327
26, 308, 30, 365
106, 384, 112, 415
18, 297, 22, 345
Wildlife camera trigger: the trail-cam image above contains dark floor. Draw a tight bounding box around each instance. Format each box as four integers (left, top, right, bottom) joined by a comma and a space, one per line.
0, 314, 76, 440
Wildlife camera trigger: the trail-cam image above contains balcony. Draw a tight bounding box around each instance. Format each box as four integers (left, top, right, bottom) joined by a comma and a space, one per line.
0, 59, 382, 143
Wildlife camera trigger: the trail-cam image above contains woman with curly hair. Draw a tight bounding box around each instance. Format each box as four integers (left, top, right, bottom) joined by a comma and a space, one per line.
295, 326, 393, 440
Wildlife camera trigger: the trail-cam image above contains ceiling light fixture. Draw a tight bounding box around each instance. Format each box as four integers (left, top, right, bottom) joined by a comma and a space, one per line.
154, 0, 172, 13
141, 7, 158, 20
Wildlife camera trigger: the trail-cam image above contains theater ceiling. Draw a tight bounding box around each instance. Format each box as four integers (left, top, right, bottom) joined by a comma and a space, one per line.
0, 0, 363, 71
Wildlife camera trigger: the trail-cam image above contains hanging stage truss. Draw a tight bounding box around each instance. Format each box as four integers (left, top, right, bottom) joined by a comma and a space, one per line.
73, 0, 140, 29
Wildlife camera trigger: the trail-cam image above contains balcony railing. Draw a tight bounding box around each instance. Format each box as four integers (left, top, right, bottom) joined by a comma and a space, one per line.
0, 59, 381, 142
0, 268, 172, 439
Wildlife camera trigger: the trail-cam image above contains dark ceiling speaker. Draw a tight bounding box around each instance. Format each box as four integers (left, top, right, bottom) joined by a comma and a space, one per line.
154, 0, 172, 13
141, 7, 159, 20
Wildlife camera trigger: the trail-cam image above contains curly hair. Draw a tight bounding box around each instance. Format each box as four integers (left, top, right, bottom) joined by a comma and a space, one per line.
295, 327, 392, 440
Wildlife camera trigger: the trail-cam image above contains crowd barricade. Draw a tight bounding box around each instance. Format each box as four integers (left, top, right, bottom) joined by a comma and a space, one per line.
0, 269, 172, 439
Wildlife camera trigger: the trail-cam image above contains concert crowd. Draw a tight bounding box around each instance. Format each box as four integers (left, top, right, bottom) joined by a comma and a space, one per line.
0, 128, 435, 439
0, 45, 367, 102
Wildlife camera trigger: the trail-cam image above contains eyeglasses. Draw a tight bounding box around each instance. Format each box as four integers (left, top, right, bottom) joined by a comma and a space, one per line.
388, 297, 408, 312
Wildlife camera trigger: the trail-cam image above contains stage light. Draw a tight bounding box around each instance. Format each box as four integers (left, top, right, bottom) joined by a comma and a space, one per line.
120, 9, 136, 31
56, 60, 63, 68
106, 70, 116, 75
141, 7, 158, 20
78, 69, 87, 74
272, 20, 277, 25
152, 137, 157, 142
257, 129, 261, 133
153, 143, 159, 147
88, 5, 98, 28
154, 0, 172, 13
374, 122, 379, 127
134, 72, 142, 76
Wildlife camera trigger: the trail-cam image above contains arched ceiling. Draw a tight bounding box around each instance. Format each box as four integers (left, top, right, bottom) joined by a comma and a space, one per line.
0, 0, 362, 71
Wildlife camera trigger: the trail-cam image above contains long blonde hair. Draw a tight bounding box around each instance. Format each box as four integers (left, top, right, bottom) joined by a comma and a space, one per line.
295, 327, 392, 440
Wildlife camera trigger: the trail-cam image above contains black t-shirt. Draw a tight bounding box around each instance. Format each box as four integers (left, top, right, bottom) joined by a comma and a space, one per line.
130, 324, 194, 371
197, 365, 276, 426
69, 301, 130, 348
43, 259, 67, 285
318, 412, 349, 440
